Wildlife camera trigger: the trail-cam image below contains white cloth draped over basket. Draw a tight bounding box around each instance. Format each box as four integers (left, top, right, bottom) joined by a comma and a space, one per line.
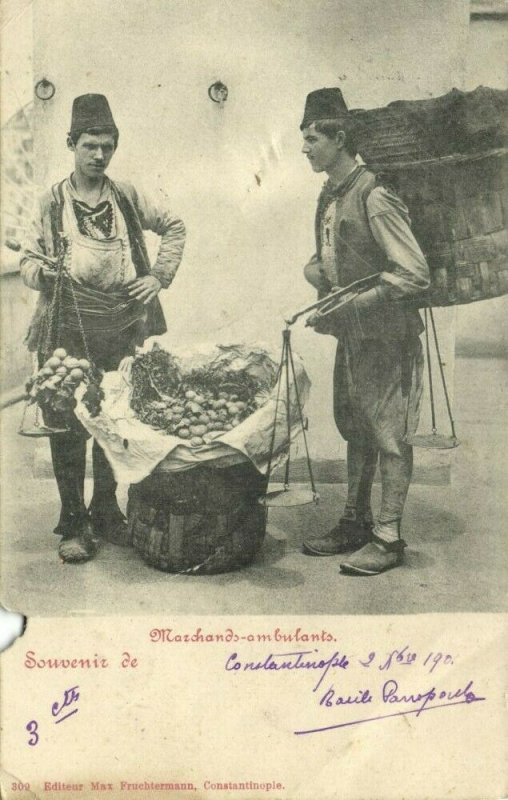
74, 337, 311, 485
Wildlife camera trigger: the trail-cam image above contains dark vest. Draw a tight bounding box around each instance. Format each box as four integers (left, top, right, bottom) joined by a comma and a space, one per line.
316, 167, 423, 341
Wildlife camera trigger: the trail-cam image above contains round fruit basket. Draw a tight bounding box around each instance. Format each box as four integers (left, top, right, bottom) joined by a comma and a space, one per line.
127, 460, 268, 574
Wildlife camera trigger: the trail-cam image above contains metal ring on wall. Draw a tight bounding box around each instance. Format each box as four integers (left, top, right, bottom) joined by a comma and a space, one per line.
35, 79, 56, 101
208, 81, 228, 104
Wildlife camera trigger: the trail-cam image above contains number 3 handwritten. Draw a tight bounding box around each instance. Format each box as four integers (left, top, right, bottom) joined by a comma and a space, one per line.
26, 720, 39, 746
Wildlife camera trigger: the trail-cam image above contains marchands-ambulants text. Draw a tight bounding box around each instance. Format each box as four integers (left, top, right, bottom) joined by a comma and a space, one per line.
149, 626, 336, 643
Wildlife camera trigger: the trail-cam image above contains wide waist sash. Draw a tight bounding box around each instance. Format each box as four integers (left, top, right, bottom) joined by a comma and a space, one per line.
58, 279, 146, 335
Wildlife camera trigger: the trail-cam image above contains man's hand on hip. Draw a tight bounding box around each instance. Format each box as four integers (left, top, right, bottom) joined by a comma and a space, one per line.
41, 266, 57, 286
127, 275, 162, 304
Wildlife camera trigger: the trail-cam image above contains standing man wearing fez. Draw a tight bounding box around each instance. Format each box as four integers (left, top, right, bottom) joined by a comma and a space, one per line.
300, 88, 430, 575
20, 94, 186, 564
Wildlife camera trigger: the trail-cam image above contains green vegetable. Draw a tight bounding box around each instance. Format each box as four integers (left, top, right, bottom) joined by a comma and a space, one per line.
130, 344, 275, 438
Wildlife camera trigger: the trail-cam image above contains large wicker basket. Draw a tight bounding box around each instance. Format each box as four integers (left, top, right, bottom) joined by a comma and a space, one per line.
382, 150, 507, 306
127, 461, 268, 574
353, 86, 508, 307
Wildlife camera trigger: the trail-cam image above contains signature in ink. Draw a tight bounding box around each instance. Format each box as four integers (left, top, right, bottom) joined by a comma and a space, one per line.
295, 679, 486, 735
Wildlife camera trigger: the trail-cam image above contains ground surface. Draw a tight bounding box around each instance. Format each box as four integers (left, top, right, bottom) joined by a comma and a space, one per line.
1, 356, 506, 617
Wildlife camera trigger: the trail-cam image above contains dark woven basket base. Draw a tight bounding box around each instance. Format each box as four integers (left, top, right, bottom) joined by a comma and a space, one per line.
127, 462, 268, 575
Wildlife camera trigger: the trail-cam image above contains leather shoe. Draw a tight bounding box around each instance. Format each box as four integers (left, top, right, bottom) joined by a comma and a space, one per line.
340, 535, 406, 575
58, 512, 99, 564
303, 517, 372, 556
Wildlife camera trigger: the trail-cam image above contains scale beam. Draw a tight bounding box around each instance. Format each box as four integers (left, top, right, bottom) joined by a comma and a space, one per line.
285, 273, 380, 326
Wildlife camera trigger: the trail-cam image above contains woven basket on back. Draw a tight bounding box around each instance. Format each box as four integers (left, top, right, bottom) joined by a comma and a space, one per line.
353, 86, 508, 307
127, 460, 268, 574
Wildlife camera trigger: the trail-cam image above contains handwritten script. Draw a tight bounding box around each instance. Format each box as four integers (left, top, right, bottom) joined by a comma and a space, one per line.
225, 649, 348, 691
26, 685, 80, 746
299, 678, 486, 735
224, 648, 486, 735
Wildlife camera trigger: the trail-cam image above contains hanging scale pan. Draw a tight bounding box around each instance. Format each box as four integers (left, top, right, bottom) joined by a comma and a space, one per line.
19, 425, 69, 438
259, 483, 319, 508
405, 432, 459, 449
18, 396, 70, 438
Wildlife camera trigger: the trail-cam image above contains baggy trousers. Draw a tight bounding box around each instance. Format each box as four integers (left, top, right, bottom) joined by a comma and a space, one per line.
333, 335, 424, 527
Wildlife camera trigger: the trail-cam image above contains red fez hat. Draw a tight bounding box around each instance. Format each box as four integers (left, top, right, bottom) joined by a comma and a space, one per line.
70, 94, 118, 136
300, 88, 349, 129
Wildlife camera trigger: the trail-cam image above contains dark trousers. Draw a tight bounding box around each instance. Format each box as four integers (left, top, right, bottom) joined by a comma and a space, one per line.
41, 323, 142, 532
50, 434, 120, 530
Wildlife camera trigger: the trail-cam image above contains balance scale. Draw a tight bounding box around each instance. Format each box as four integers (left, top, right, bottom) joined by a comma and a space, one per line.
260, 275, 459, 509
18, 241, 92, 438
16, 256, 458, 490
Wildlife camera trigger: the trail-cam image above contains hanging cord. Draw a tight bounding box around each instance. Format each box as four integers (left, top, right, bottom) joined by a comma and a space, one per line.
423, 308, 437, 434
39, 234, 93, 363
64, 269, 93, 363
40, 243, 66, 358
428, 307, 458, 442
22, 245, 67, 435
262, 327, 319, 507
18, 394, 41, 432
263, 332, 287, 495
58, 234, 93, 362
286, 330, 319, 501
284, 329, 292, 489
54, 265, 64, 352
403, 339, 416, 441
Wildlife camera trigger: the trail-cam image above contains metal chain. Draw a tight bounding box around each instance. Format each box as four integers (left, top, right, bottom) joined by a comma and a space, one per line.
38, 233, 92, 363
119, 239, 127, 285
40, 240, 66, 358
63, 266, 93, 363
